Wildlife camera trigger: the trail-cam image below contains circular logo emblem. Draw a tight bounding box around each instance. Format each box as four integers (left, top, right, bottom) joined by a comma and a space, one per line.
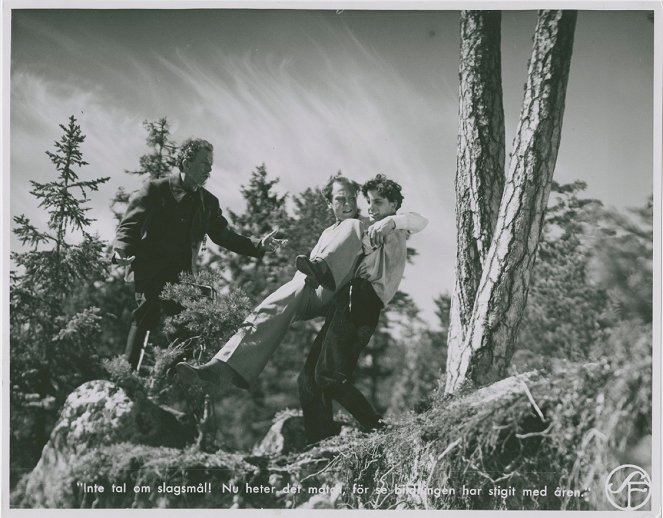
605, 464, 651, 511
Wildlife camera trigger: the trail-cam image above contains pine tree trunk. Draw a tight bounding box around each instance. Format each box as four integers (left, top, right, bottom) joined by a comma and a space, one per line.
445, 10, 577, 393
446, 10, 506, 387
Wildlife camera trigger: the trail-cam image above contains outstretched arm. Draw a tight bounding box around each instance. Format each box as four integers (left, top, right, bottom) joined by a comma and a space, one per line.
207, 207, 265, 258
206, 204, 284, 258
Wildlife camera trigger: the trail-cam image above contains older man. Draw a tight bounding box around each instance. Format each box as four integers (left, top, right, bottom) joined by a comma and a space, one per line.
176, 173, 427, 388
113, 138, 277, 370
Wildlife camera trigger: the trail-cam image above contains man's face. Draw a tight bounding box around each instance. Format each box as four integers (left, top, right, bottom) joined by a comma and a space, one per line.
328, 181, 358, 222
366, 189, 398, 222
183, 148, 213, 191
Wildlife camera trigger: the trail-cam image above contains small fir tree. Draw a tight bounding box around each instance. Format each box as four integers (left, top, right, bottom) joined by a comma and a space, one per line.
127, 117, 178, 179
10, 115, 110, 485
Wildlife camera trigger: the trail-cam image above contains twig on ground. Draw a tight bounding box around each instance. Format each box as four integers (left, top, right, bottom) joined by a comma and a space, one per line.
437, 438, 462, 461
519, 379, 546, 422
299, 452, 343, 483
515, 423, 554, 439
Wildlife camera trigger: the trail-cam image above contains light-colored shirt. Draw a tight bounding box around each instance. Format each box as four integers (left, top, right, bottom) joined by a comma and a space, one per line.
311, 211, 428, 307
355, 229, 408, 307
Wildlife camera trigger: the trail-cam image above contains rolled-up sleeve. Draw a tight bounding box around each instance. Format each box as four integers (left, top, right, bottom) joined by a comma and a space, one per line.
391, 212, 428, 234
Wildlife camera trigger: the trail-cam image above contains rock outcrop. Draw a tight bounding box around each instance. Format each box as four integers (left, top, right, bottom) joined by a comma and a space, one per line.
251, 411, 308, 456
12, 379, 196, 508
11, 379, 357, 509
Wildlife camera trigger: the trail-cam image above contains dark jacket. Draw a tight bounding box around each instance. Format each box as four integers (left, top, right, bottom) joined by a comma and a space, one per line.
113, 172, 264, 291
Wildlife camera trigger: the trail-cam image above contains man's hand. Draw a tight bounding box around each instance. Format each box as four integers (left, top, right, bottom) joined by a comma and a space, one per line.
259, 229, 288, 254
367, 217, 396, 248
113, 250, 135, 267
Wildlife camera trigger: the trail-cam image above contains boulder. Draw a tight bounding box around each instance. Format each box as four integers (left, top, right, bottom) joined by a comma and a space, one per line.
13, 379, 195, 508
251, 411, 308, 456
252, 410, 357, 457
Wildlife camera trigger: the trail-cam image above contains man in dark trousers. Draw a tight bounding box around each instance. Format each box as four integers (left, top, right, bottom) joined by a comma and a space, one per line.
113, 137, 277, 370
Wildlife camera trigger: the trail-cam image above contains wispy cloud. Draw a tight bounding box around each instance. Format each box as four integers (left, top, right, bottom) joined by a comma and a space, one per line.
11, 9, 652, 325
10, 70, 147, 247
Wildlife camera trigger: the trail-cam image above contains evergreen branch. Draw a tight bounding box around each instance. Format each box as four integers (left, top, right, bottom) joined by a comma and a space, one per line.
12, 215, 54, 248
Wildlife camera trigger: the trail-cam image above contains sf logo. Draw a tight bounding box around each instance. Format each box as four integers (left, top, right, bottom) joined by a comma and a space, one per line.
605, 464, 651, 511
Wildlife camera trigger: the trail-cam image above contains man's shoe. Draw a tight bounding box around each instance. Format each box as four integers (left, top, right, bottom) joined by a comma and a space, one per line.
303, 422, 343, 450
175, 359, 225, 387
296, 256, 335, 290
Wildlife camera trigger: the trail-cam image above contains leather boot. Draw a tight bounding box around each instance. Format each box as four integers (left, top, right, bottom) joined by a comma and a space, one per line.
295, 255, 336, 290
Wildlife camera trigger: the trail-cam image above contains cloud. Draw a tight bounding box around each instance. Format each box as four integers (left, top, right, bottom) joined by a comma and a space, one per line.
10, 70, 147, 249
10, 23, 460, 323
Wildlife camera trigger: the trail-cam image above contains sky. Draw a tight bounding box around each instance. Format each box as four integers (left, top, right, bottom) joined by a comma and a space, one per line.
8, 8, 655, 325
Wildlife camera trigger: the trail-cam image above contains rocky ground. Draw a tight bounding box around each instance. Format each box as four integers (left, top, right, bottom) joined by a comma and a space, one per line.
10, 379, 366, 509
10, 355, 651, 510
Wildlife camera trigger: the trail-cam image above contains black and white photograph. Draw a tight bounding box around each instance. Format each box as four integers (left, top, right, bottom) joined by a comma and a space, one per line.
2, 2, 660, 513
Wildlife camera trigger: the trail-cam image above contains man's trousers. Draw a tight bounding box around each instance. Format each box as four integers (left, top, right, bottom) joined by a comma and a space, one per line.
213, 219, 366, 387
298, 278, 383, 444
124, 281, 183, 370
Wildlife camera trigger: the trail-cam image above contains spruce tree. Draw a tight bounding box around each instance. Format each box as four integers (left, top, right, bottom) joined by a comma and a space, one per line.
127, 117, 178, 179
10, 115, 110, 485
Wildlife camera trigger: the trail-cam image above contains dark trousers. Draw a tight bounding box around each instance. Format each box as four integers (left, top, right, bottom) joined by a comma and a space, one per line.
298, 278, 383, 444
124, 278, 183, 370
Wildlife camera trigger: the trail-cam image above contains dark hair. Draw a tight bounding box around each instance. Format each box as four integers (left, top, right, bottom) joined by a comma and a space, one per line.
177, 138, 213, 171
361, 174, 404, 210
322, 172, 360, 203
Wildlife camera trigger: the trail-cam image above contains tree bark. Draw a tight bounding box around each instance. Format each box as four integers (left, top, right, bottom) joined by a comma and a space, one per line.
445, 10, 577, 393
446, 10, 506, 387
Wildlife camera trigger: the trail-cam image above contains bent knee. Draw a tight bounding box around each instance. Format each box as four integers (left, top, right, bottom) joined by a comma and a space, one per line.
314, 368, 347, 393
298, 368, 316, 394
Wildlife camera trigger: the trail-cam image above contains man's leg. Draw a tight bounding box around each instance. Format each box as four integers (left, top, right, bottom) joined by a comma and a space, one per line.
297, 315, 337, 444
178, 275, 334, 388
124, 291, 161, 370
314, 279, 383, 431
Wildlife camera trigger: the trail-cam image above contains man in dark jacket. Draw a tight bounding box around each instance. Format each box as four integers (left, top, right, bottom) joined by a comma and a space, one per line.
113, 137, 277, 369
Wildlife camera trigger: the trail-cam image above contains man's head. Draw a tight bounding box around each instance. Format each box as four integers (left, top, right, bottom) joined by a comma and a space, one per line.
361, 174, 403, 222
178, 138, 214, 191
323, 173, 361, 222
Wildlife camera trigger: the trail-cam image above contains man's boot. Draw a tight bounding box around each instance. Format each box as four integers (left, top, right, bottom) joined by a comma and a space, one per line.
175, 358, 226, 387
295, 256, 336, 290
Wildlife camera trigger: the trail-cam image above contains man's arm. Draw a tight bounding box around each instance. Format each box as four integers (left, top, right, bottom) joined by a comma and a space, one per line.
112, 182, 154, 263
366, 211, 428, 247
389, 212, 428, 234
205, 200, 286, 258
